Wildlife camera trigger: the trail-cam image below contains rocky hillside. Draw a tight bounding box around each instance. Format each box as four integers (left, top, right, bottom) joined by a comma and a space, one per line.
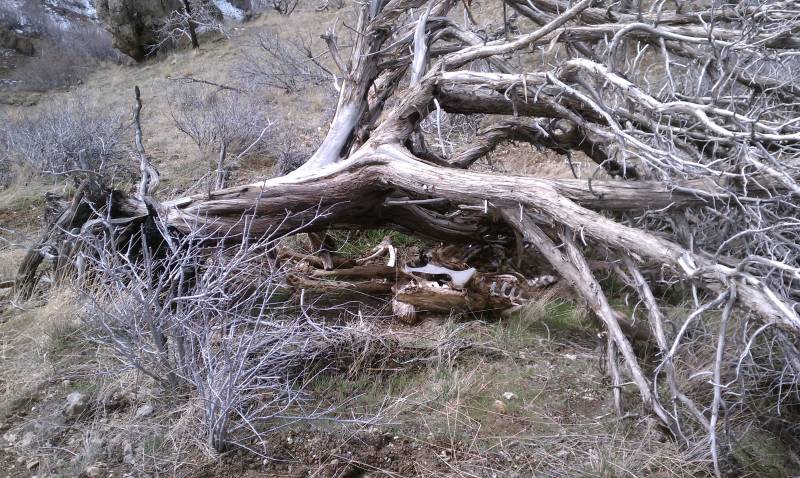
1, 0, 253, 66
95, 0, 253, 60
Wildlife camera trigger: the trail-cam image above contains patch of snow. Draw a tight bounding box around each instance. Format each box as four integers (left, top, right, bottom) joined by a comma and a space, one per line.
68, 0, 97, 19
4, 1, 98, 33
45, 0, 98, 20
214, 0, 246, 21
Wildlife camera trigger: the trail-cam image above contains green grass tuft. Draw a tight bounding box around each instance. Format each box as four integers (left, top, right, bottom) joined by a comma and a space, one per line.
498, 298, 592, 347
331, 229, 428, 258
45, 320, 87, 364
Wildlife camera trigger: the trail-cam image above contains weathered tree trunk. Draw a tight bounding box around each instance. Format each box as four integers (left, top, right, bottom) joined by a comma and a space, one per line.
163, 148, 799, 331
182, 0, 200, 49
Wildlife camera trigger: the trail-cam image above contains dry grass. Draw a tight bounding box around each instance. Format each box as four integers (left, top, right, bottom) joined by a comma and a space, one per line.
0, 292, 79, 415
0, 248, 25, 282
0, 281, 715, 477
0, 171, 59, 231
299, 308, 711, 477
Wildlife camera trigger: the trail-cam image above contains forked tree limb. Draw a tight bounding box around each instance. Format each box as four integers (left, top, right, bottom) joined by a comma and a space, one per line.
623, 256, 707, 443
447, 118, 625, 177
157, 143, 798, 336
710, 284, 737, 478
499, 210, 677, 432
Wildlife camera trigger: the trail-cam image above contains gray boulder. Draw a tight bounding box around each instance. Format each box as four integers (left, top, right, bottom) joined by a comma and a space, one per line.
63, 391, 89, 419
95, 0, 242, 61
0, 28, 35, 56
95, 0, 184, 61
226, 0, 252, 15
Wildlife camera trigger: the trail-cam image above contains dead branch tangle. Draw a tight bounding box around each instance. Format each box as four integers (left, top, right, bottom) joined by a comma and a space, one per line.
14, 0, 800, 472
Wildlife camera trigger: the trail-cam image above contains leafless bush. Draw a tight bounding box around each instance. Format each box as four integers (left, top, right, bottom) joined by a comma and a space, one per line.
1, 95, 128, 179
271, 127, 311, 176
235, 29, 330, 93
0, 4, 17, 30
314, 0, 344, 12
74, 216, 409, 453
0, 111, 11, 187
168, 84, 273, 189
150, 0, 227, 54
271, 0, 300, 15
67, 24, 120, 63
0, 3, 11, 21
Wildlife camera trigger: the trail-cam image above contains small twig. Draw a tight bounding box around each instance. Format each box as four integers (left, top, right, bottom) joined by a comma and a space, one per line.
710, 284, 736, 478
384, 197, 447, 206
168, 76, 241, 92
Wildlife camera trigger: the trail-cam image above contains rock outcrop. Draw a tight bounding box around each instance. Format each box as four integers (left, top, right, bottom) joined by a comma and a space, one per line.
0, 27, 35, 56
228, 0, 252, 10
95, 0, 184, 61
46, 0, 98, 21
95, 0, 250, 61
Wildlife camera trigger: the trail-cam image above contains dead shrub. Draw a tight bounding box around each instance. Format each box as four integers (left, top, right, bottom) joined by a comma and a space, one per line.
272, 128, 310, 175
1, 95, 129, 180
168, 84, 273, 189
74, 216, 428, 454
234, 29, 331, 93
252, 0, 300, 16
0, 1, 48, 35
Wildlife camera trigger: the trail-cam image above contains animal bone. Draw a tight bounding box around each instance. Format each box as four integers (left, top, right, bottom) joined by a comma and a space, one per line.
403, 264, 477, 288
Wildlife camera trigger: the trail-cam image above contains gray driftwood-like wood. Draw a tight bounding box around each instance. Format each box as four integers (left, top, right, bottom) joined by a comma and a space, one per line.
15, 0, 800, 471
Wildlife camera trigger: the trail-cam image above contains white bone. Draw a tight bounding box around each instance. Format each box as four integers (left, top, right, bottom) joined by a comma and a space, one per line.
404, 264, 476, 288
387, 244, 396, 267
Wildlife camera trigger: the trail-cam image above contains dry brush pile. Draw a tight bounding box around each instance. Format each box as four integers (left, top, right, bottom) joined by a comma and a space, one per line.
6, 0, 800, 474
74, 215, 472, 454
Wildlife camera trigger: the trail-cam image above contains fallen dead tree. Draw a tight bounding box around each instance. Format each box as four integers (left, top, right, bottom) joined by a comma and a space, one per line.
13, 0, 800, 473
